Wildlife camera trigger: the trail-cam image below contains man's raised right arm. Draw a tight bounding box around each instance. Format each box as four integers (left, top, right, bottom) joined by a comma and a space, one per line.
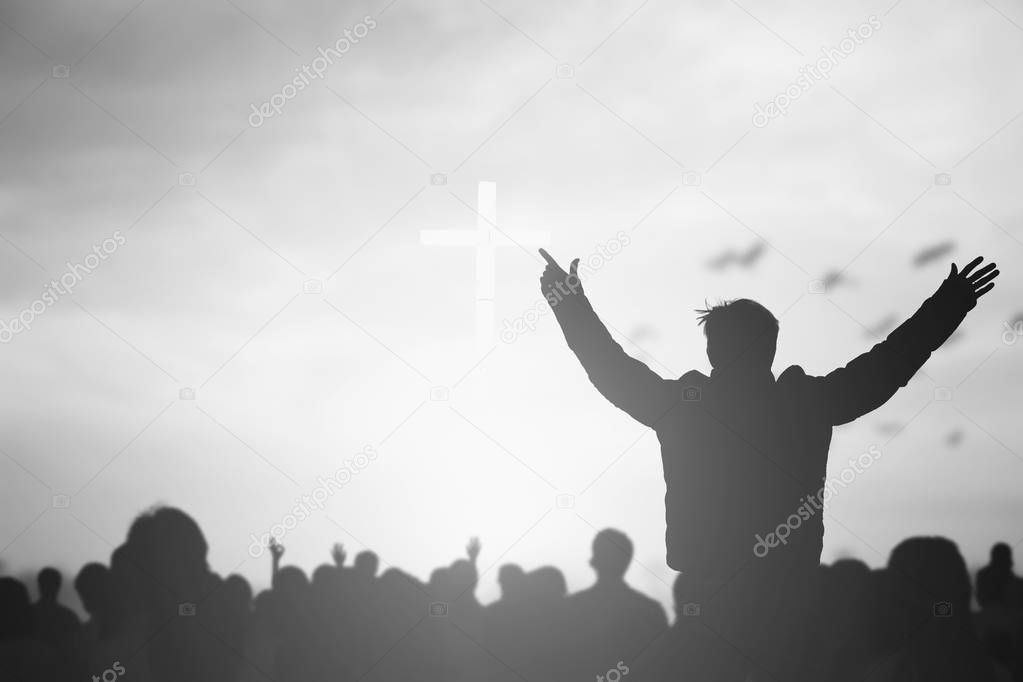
539, 249, 676, 427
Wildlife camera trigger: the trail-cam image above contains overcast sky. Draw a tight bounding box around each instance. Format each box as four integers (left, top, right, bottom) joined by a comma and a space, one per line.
1, 0, 1022, 613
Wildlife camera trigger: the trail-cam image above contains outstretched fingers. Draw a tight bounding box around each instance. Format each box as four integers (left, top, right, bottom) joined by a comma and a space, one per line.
959, 256, 985, 278
973, 268, 999, 291
967, 262, 996, 283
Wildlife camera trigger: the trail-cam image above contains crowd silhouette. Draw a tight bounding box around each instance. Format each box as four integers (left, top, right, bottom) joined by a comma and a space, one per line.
0, 505, 1021, 681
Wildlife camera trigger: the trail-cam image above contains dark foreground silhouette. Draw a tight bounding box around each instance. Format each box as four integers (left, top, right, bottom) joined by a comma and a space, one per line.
539, 252, 1001, 680
0, 508, 1020, 682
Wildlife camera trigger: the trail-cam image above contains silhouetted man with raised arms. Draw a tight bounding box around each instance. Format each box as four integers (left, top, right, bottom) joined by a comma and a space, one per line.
539, 250, 999, 680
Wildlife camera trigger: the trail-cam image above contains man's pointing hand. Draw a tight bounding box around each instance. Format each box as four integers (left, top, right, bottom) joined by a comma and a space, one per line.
539, 248, 583, 301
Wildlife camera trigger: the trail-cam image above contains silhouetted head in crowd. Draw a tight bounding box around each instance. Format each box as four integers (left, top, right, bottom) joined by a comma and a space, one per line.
312, 564, 336, 590
276, 565, 309, 601
128, 506, 207, 562
109, 506, 212, 638
36, 567, 62, 603
889, 537, 972, 613
354, 551, 379, 578
696, 299, 778, 372
989, 542, 1012, 569
74, 563, 109, 617
0, 577, 33, 641
529, 566, 567, 599
107, 544, 146, 628
253, 590, 274, 620
447, 559, 478, 601
224, 574, 253, 611
590, 529, 632, 584
881, 535, 973, 651
497, 564, 525, 601
428, 567, 448, 597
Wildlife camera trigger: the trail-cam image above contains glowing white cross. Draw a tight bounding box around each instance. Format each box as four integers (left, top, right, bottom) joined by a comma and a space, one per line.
421, 182, 550, 353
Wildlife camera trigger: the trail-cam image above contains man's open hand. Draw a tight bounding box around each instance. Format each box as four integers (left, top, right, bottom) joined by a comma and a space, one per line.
945, 256, 999, 307
539, 248, 583, 302
331, 543, 346, 567
466, 536, 481, 563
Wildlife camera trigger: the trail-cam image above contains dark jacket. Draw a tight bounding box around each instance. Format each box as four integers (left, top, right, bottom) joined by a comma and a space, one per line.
551, 274, 975, 579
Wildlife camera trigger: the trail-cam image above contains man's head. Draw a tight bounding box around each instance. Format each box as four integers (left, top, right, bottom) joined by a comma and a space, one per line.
696, 298, 778, 372
590, 529, 633, 582
74, 563, 108, 616
37, 567, 62, 601
497, 563, 525, 600
354, 550, 379, 578
991, 542, 1013, 568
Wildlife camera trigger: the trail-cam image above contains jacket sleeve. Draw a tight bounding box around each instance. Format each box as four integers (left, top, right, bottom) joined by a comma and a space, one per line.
806, 272, 978, 425
551, 292, 678, 428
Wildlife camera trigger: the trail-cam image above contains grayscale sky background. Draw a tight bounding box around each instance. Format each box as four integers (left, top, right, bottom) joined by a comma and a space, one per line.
1, 0, 1022, 614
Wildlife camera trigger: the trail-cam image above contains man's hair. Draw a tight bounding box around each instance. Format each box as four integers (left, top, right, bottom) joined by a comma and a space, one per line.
696, 298, 778, 370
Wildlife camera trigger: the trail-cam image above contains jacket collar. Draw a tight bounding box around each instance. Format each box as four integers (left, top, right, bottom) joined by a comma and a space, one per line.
709, 366, 775, 387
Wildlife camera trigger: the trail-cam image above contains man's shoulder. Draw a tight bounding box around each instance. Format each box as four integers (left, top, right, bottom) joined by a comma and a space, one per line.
675, 370, 708, 384
624, 586, 670, 625
777, 365, 814, 384
626, 584, 666, 609
672, 371, 708, 402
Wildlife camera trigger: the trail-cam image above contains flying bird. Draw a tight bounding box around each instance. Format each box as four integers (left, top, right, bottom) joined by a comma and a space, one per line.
707, 249, 736, 270
706, 241, 765, 271
737, 241, 766, 268
876, 421, 902, 436
820, 269, 852, 291
913, 240, 955, 267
